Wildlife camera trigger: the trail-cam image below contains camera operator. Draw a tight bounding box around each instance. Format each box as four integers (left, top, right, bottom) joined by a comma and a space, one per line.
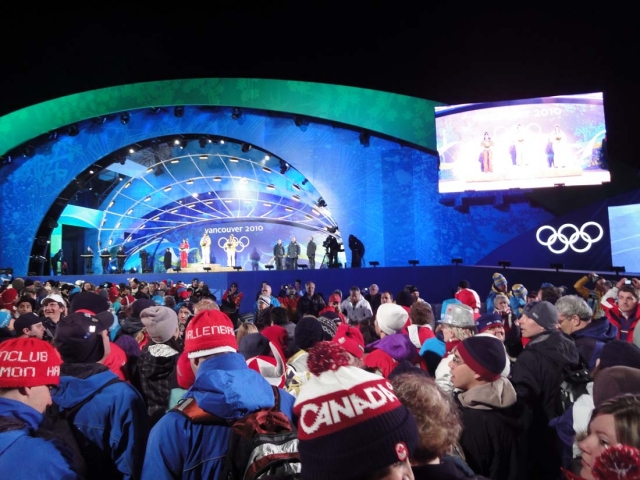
324, 235, 340, 267
348, 234, 365, 268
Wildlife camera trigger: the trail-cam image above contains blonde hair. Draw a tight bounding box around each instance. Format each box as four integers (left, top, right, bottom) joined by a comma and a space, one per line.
194, 298, 219, 314
236, 322, 258, 344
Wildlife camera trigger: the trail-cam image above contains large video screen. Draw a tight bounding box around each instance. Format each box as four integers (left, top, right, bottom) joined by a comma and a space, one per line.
436, 93, 609, 193
608, 204, 640, 273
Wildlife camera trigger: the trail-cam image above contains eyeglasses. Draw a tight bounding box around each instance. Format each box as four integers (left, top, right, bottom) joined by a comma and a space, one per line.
450, 355, 465, 366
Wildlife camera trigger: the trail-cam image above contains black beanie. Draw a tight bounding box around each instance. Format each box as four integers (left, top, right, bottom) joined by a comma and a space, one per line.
131, 298, 156, 319
70, 291, 110, 314
598, 341, 640, 371
295, 316, 324, 351
54, 314, 105, 363
457, 336, 506, 381
239, 333, 271, 359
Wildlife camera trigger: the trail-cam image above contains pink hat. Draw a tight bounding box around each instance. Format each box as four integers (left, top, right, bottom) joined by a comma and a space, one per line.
455, 289, 481, 313
184, 309, 238, 359
246, 341, 286, 388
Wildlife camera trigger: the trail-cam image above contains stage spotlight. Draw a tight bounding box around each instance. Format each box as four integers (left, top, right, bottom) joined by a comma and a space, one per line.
359, 131, 370, 147
317, 197, 327, 208
233, 266, 243, 271
550, 262, 564, 272
451, 258, 463, 266
174, 106, 185, 118
301, 179, 308, 185
279, 160, 289, 174
67, 124, 80, 136
241, 143, 252, 153
231, 108, 242, 120
23, 145, 35, 158
408, 260, 419, 266
198, 136, 209, 149
498, 260, 511, 269
120, 112, 130, 124
369, 261, 380, 267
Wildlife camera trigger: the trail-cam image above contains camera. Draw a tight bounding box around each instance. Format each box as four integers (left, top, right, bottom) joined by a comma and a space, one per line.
625, 279, 632, 285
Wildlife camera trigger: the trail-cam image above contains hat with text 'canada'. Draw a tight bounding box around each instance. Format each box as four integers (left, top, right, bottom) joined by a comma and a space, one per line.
184, 309, 238, 359
294, 342, 418, 480
0, 337, 62, 388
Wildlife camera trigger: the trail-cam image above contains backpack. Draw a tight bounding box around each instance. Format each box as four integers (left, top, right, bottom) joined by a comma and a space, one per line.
558, 361, 591, 413
173, 385, 301, 480
38, 377, 122, 479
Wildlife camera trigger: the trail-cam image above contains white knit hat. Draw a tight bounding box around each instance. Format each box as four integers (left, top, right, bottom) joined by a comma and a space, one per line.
376, 303, 408, 335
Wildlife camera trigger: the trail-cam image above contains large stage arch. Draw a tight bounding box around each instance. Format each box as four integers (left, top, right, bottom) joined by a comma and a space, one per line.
0, 78, 553, 275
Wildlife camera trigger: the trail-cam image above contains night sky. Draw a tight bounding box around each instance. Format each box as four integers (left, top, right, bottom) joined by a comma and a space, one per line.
2, 6, 637, 204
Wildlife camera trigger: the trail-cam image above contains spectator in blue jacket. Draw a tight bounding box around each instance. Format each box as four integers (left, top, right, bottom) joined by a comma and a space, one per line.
52, 291, 149, 480
0, 337, 80, 479
142, 308, 296, 480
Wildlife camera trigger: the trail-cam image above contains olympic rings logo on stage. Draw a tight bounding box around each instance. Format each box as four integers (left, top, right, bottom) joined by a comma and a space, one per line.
536, 222, 604, 254
217, 235, 250, 253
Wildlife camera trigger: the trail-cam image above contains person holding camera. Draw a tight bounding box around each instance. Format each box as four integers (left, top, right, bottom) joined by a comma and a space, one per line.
600, 277, 640, 345
574, 272, 610, 320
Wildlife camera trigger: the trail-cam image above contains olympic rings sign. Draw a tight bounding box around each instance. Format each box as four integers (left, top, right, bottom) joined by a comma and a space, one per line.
536, 222, 604, 254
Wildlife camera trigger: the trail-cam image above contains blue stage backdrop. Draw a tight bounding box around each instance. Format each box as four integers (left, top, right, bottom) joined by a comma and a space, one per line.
0, 79, 563, 275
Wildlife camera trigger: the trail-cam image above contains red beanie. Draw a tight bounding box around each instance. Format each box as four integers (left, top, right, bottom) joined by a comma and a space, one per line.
0, 338, 62, 388
331, 323, 365, 359
184, 309, 238, 359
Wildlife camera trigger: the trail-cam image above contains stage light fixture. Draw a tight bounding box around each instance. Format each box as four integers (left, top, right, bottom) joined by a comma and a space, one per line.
408, 260, 419, 266
266, 184, 275, 190
108, 201, 115, 208
150, 107, 162, 114
118, 175, 124, 182
127, 209, 133, 214
263, 167, 272, 173
67, 124, 80, 136
279, 160, 289, 174
229, 157, 239, 163
186, 179, 194, 185
164, 186, 172, 192
170, 159, 179, 164
451, 258, 463, 266
302, 179, 308, 185
611, 266, 626, 276
298, 264, 308, 269
293, 184, 301, 191
203, 267, 211, 272
120, 112, 130, 124
359, 131, 370, 147
241, 143, 252, 153
369, 261, 380, 267
174, 106, 184, 117
305, 214, 313, 219
213, 176, 222, 182
23, 145, 35, 158
231, 108, 242, 120
327, 226, 338, 234
550, 262, 564, 272
265, 265, 274, 270
498, 260, 511, 269
144, 196, 151, 202
292, 195, 300, 201
198, 136, 208, 148
317, 197, 327, 208
152, 216, 160, 221
199, 155, 208, 160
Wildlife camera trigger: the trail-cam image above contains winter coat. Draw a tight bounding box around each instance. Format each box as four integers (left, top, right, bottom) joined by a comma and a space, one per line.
455, 378, 524, 480
413, 455, 491, 480
570, 317, 618, 370
364, 334, 423, 378
135, 338, 182, 419
52, 363, 149, 480
141, 352, 295, 480
510, 330, 579, 480
0, 398, 80, 479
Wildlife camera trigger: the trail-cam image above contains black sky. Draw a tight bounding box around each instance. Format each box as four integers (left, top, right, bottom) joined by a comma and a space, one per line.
2, 5, 637, 175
